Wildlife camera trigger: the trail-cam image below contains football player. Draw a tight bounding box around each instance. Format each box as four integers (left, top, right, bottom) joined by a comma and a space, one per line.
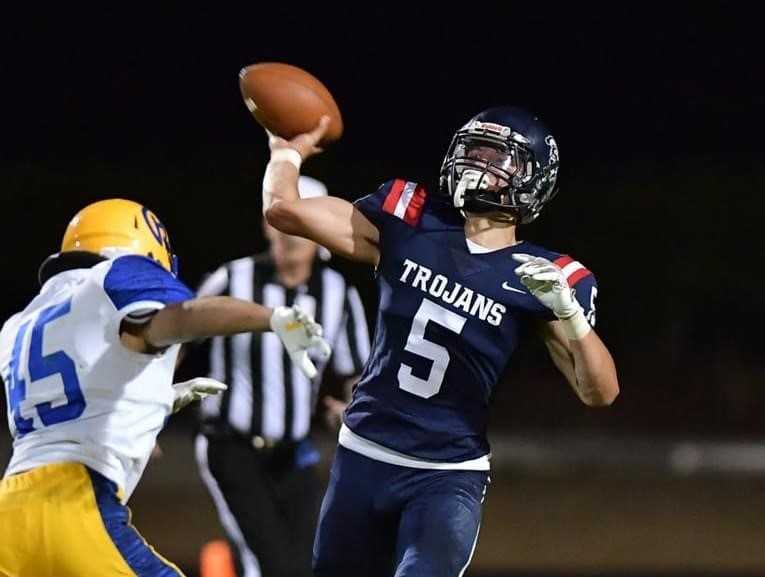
0, 199, 330, 577
262, 107, 619, 577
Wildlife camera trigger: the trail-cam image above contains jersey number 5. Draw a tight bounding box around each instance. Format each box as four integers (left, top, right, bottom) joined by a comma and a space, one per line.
7, 299, 86, 435
398, 299, 467, 399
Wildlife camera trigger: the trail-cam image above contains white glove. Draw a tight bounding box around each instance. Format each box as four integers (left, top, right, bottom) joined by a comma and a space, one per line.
172, 377, 228, 414
270, 305, 332, 379
512, 253, 591, 339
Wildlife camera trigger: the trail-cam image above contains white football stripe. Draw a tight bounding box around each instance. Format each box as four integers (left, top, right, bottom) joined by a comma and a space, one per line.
393, 181, 417, 219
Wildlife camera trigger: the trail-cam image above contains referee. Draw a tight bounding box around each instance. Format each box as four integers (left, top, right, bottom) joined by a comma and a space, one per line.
193, 176, 370, 577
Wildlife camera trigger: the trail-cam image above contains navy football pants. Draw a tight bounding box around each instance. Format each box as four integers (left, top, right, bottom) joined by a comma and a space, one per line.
313, 445, 489, 577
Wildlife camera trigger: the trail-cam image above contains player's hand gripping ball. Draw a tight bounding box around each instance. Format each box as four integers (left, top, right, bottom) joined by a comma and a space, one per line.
239, 62, 343, 146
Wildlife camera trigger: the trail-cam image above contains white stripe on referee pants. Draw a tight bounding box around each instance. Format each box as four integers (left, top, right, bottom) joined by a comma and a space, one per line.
194, 434, 261, 577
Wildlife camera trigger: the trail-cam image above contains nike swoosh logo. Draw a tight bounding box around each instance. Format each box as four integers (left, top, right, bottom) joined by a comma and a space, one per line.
501, 282, 526, 294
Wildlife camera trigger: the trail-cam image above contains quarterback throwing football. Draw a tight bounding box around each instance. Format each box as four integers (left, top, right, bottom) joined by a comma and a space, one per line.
262, 107, 619, 577
0, 199, 330, 577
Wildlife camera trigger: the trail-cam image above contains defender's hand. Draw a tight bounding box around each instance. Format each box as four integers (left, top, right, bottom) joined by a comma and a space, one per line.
270, 305, 332, 379
512, 254, 582, 319
267, 116, 331, 162
172, 377, 228, 414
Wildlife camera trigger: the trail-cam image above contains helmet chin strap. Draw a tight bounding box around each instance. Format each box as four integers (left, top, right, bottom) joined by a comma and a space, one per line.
453, 169, 491, 209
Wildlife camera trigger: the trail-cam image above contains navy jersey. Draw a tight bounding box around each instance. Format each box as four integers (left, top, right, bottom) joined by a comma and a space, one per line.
345, 179, 597, 462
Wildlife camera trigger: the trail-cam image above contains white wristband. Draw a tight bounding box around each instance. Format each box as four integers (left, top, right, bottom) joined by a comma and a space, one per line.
269, 148, 302, 170
558, 308, 592, 340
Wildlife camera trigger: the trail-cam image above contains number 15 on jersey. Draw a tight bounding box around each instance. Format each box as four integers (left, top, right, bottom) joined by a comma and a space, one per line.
5, 299, 86, 436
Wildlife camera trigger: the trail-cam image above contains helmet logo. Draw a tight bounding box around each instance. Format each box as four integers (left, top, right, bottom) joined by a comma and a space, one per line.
545, 135, 559, 164
142, 207, 173, 253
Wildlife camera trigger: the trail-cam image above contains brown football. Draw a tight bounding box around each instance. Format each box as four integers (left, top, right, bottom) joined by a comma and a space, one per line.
239, 62, 343, 144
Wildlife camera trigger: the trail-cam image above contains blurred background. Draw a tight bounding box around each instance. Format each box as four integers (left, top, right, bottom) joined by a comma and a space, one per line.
2, 6, 764, 576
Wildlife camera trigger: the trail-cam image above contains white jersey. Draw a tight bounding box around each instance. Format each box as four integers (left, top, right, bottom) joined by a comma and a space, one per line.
0, 255, 193, 500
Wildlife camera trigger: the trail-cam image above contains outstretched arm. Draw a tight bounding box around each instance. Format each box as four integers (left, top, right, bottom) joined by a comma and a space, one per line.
262, 118, 380, 266
514, 254, 619, 407
121, 297, 330, 379
132, 296, 272, 348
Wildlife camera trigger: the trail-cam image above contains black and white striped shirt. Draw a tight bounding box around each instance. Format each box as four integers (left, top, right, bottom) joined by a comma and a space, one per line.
196, 253, 370, 442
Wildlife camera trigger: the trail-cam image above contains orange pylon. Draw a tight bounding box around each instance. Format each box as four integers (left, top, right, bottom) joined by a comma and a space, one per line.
200, 539, 236, 577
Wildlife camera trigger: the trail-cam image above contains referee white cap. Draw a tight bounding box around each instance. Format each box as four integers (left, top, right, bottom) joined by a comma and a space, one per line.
295, 176, 331, 260
298, 176, 328, 199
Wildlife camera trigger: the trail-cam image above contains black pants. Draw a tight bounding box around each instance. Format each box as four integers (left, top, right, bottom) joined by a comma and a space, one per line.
195, 434, 321, 577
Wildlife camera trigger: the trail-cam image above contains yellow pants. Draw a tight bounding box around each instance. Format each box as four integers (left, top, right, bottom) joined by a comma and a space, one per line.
0, 462, 185, 577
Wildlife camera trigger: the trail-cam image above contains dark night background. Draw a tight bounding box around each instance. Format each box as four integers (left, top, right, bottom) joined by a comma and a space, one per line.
1, 7, 765, 575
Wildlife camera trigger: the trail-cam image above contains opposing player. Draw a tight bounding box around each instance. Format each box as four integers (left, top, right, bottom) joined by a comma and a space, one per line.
262, 107, 619, 577
0, 199, 330, 577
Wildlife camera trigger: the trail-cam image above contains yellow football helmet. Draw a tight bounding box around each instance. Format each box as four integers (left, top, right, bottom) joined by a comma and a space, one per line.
61, 199, 178, 275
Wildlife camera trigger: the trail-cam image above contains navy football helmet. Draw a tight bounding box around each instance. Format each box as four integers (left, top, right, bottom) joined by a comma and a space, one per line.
439, 106, 560, 224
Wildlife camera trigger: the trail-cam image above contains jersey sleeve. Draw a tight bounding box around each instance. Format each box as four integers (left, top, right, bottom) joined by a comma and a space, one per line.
572, 272, 598, 326
102, 255, 194, 325
353, 179, 428, 230
553, 255, 598, 326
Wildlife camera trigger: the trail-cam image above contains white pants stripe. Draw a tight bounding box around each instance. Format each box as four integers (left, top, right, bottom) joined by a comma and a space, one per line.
194, 434, 261, 577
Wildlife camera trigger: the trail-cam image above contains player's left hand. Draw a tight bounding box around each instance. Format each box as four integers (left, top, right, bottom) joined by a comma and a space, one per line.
171, 377, 228, 414
512, 254, 582, 319
271, 305, 332, 379
267, 116, 331, 162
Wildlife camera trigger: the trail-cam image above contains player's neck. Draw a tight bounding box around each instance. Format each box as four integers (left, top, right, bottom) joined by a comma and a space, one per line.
464, 214, 518, 250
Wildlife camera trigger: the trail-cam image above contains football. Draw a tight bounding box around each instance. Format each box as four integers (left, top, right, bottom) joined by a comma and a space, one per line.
239, 62, 343, 144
